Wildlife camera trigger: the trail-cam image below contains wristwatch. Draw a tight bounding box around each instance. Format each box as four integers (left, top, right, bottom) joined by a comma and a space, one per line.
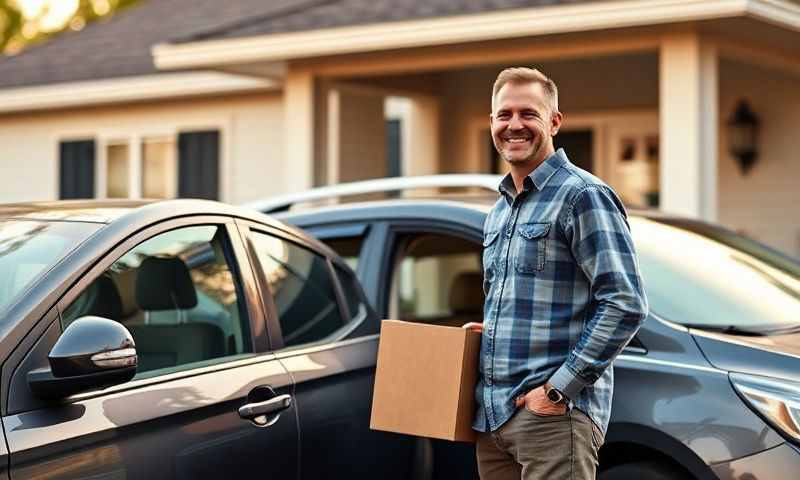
544, 384, 567, 405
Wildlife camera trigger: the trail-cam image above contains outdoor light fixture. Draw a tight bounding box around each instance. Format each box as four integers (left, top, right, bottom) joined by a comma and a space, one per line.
727, 100, 760, 175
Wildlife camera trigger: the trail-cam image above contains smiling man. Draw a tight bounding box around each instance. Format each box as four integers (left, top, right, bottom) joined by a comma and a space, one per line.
465, 67, 649, 480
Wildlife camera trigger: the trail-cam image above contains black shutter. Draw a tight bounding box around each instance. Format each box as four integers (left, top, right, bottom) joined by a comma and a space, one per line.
178, 130, 219, 200
59, 140, 95, 199
386, 119, 402, 178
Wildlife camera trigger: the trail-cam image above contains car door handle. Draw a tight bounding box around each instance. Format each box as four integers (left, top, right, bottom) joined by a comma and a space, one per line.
238, 394, 292, 420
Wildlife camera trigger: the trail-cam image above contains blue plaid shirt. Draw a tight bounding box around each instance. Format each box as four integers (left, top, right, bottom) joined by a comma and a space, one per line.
474, 149, 648, 434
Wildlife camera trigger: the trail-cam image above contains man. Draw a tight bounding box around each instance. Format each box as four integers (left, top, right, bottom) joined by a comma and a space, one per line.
464, 67, 648, 480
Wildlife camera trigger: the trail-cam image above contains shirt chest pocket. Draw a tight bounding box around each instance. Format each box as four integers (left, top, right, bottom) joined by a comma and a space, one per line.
482, 230, 500, 271
514, 222, 550, 274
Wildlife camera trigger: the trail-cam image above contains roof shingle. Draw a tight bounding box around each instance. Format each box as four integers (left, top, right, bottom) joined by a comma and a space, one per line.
0, 0, 308, 89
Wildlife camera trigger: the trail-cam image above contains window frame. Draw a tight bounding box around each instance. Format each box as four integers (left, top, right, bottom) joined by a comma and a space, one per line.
381, 220, 482, 319
237, 220, 358, 352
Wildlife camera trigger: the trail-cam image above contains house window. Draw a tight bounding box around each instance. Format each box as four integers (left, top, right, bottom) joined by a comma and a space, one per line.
178, 130, 219, 200
59, 140, 95, 199
106, 142, 130, 198
142, 137, 177, 199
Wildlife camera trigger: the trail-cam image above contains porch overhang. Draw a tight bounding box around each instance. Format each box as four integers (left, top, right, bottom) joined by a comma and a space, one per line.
152, 0, 800, 74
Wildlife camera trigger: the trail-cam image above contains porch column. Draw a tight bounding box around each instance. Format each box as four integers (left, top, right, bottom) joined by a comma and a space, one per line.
284, 69, 315, 193
327, 85, 387, 184
659, 33, 718, 221
406, 95, 440, 176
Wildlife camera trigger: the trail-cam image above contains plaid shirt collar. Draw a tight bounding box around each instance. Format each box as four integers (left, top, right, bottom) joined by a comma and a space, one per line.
498, 148, 569, 202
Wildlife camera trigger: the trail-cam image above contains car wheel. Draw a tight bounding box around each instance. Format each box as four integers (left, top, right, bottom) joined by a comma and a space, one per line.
600, 461, 693, 480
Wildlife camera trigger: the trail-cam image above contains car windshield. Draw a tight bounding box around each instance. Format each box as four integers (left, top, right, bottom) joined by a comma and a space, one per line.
0, 220, 101, 316
631, 217, 800, 334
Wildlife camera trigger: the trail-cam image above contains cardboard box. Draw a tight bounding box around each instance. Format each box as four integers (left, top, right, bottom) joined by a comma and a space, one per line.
370, 320, 481, 442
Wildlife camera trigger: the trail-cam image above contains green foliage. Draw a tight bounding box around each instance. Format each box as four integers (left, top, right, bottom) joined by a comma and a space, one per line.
1, 0, 142, 55
0, 2, 24, 53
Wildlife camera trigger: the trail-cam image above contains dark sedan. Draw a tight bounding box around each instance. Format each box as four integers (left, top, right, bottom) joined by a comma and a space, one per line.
253, 175, 800, 480
0, 199, 411, 480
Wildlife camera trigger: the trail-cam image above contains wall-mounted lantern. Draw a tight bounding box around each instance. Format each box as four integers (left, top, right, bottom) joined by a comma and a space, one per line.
727, 100, 760, 175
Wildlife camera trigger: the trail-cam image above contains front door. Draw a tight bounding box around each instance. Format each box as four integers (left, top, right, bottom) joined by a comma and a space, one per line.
555, 129, 594, 173
4, 219, 298, 480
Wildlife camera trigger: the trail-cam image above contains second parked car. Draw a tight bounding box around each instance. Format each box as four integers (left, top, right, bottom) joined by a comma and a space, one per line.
252, 174, 800, 480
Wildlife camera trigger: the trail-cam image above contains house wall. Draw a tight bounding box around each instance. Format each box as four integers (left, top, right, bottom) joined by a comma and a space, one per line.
718, 59, 800, 256
0, 92, 284, 204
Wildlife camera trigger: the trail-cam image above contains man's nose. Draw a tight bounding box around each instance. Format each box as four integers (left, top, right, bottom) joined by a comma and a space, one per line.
508, 114, 522, 130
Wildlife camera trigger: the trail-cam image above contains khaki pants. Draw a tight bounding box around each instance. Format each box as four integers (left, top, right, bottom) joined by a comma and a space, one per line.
476, 407, 604, 480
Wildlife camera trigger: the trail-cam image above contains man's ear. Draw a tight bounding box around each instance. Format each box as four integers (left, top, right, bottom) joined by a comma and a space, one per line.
550, 111, 563, 136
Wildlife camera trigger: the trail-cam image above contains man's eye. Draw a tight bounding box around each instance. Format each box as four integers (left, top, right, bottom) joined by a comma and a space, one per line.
497, 113, 510, 120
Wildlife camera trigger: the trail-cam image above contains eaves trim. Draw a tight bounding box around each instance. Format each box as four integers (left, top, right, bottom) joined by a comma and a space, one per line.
151, 0, 783, 70
0, 72, 279, 114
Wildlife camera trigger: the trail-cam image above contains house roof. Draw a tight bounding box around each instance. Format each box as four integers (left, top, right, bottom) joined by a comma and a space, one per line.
176, 0, 595, 43
0, 0, 588, 90
0, 0, 309, 89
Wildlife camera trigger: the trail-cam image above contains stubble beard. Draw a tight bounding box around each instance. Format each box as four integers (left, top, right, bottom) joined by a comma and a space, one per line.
501, 136, 543, 168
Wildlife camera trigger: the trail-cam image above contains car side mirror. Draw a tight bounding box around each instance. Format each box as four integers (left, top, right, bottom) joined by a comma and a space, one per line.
28, 316, 137, 399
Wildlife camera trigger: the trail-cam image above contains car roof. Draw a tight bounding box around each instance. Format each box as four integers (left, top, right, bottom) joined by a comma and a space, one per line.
277, 194, 669, 229
0, 200, 152, 223
246, 174, 505, 214
0, 198, 292, 229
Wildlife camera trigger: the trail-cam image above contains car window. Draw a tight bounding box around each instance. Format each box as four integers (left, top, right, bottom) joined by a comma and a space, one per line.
250, 231, 349, 347
323, 236, 363, 271
631, 217, 800, 332
62, 225, 253, 377
0, 220, 100, 317
334, 265, 369, 324
388, 233, 482, 327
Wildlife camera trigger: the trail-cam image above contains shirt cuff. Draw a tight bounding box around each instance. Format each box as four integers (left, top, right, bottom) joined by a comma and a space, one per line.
548, 364, 588, 401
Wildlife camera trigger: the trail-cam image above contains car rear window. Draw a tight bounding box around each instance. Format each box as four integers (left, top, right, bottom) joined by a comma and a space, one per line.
0, 220, 100, 317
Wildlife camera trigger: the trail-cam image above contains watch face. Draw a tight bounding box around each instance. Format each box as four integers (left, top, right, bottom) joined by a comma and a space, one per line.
546, 388, 563, 403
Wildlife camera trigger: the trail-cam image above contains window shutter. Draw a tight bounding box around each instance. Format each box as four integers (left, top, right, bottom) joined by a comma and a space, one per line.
59, 140, 95, 199
386, 119, 402, 178
178, 130, 219, 200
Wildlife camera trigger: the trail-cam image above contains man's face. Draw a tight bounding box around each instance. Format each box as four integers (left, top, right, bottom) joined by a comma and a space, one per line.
490, 81, 561, 168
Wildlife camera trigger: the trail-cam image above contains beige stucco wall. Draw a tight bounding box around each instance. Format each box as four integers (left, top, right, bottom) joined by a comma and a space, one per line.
718, 59, 800, 256
0, 92, 284, 204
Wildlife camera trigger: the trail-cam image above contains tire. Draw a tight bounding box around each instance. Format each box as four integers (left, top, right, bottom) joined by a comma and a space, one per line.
599, 461, 693, 480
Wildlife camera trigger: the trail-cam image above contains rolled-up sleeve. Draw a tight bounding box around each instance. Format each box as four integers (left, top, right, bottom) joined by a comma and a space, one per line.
548, 185, 648, 400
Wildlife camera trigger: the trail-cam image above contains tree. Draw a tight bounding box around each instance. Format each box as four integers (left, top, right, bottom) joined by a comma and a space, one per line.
1, 0, 141, 55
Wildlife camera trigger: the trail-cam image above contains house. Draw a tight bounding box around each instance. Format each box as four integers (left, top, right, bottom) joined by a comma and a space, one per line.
0, 0, 798, 255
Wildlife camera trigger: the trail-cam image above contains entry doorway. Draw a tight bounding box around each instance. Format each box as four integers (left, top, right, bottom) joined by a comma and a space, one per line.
554, 130, 593, 173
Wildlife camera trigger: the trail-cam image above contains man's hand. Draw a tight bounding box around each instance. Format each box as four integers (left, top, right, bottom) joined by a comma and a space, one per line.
462, 322, 484, 333
515, 385, 567, 416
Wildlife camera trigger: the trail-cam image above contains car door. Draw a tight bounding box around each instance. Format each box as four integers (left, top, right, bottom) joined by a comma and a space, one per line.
4, 216, 298, 480
239, 221, 414, 480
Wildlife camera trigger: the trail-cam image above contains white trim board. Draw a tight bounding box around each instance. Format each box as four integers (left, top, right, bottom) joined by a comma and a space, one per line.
152, 0, 800, 71
0, 72, 278, 114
